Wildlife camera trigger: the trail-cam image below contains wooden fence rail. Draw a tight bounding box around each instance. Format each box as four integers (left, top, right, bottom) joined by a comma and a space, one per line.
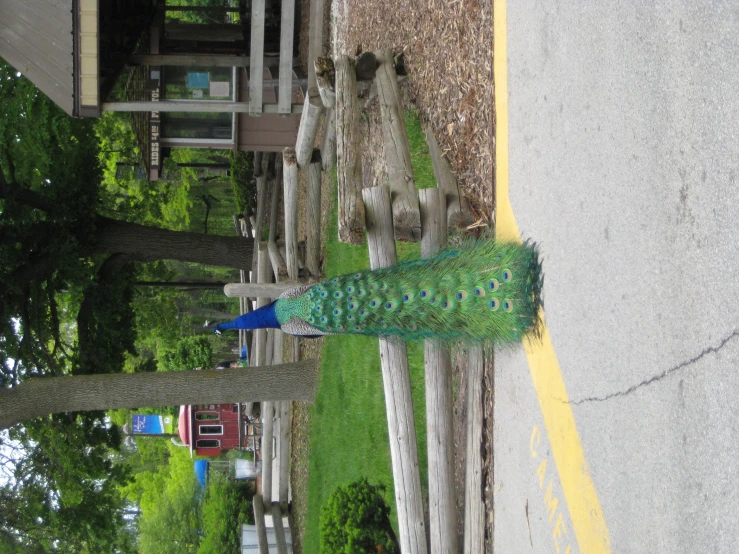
363, 186, 428, 554
420, 188, 459, 554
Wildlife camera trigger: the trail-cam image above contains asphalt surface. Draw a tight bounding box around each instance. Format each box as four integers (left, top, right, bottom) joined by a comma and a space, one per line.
493, 2, 739, 553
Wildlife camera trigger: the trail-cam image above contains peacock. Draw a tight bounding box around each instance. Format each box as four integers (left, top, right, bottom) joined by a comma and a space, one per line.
214, 239, 543, 344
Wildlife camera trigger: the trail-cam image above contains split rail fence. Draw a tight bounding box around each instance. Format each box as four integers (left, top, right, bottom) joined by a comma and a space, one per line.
224, 32, 483, 552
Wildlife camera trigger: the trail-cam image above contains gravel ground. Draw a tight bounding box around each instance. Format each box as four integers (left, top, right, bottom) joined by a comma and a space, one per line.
290, 0, 496, 551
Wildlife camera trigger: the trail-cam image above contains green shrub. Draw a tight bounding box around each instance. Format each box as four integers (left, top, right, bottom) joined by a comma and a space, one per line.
198, 472, 254, 554
161, 335, 213, 371
320, 478, 399, 554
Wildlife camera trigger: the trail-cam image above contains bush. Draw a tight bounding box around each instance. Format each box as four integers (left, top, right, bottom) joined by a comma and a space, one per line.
320, 478, 399, 554
198, 472, 254, 554
161, 335, 213, 371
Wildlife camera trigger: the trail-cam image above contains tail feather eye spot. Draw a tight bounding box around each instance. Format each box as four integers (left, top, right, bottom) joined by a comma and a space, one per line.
354, 273, 362, 279
489, 299, 499, 311
359, 309, 367, 316
502, 269, 512, 282
419, 289, 430, 299
333, 308, 342, 316
369, 300, 378, 308
385, 301, 397, 311
403, 293, 413, 302
333, 291, 343, 299
320, 290, 328, 298
320, 316, 329, 324
441, 300, 454, 310
346, 286, 355, 293
503, 300, 513, 312
474, 287, 485, 297
348, 302, 357, 311
456, 291, 468, 301
353, 325, 362, 332
488, 279, 499, 291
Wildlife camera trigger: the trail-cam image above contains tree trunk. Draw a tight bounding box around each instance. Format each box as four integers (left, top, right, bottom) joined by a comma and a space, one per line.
93, 216, 253, 270
0, 360, 319, 431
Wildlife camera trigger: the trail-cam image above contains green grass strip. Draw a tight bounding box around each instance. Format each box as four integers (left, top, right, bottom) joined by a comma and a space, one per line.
301, 172, 428, 553
404, 109, 437, 190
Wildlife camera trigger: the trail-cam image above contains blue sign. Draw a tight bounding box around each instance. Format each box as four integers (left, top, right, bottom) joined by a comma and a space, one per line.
187, 72, 209, 89
132, 414, 173, 434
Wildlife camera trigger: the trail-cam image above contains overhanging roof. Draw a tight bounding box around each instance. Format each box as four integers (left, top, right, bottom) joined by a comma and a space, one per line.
0, 0, 99, 117
0, 0, 75, 114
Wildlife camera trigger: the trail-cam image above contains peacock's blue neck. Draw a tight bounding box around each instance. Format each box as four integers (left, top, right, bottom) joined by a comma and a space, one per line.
216, 300, 281, 331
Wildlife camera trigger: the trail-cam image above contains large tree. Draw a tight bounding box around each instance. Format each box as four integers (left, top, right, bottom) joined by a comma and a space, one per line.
0, 361, 318, 431
0, 60, 253, 552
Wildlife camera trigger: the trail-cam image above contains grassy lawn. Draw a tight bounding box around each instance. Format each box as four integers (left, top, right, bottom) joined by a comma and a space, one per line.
301, 167, 432, 552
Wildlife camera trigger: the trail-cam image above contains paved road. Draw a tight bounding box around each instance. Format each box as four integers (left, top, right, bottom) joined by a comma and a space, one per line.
493, 2, 739, 553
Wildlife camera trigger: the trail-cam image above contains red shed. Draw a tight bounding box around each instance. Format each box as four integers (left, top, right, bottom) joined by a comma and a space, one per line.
178, 403, 250, 457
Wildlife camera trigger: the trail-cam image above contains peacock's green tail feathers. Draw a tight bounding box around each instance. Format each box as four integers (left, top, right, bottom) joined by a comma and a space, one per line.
275, 239, 544, 344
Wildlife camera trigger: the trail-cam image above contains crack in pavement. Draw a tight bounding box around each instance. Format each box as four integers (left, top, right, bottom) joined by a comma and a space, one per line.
567, 328, 739, 405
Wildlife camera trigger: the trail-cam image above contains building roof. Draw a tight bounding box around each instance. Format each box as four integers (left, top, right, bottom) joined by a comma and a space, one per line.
0, 0, 76, 114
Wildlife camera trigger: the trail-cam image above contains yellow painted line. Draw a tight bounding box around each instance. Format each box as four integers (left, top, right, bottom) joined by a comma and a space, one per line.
493, 1, 612, 552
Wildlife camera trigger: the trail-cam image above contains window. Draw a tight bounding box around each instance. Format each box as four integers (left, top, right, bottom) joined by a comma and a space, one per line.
195, 412, 219, 421
199, 425, 223, 435
196, 439, 220, 448
160, 65, 235, 141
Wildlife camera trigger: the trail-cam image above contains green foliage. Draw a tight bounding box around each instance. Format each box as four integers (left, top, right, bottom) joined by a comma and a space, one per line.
130, 442, 201, 554
161, 336, 213, 371
3, 415, 134, 553
320, 478, 399, 554
230, 151, 255, 214
197, 472, 254, 554
404, 110, 436, 190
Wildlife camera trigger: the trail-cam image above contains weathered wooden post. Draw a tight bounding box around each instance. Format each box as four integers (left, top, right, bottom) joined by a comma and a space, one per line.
306, 149, 322, 278
282, 148, 299, 280
363, 186, 428, 554
374, 49, 422, 242
420, 188, 459, 554
335, 55, 366, 245
295, 87, 325, 168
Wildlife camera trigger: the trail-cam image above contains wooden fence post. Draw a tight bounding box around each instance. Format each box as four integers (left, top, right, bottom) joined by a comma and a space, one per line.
306, 149, 322, 278
374, 49, 421, 242
363, 186, 428, 554
464, 346, 485, 554
282, 149, 299, 280
335, 55, 366, 245
420, 188, 459, 554
295, 87, 325, 168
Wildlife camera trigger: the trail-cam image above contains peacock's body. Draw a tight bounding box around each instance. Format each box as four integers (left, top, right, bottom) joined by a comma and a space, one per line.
215, 239, 543, 345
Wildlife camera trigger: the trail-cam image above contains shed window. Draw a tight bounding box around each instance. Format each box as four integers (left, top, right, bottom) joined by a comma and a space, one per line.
199, 425, 223, 435
196, 439, 220, 448
195, 412, 219, 421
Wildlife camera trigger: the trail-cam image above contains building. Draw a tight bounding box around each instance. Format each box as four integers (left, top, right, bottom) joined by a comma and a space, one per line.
178, 402, 259, 456
0, 0, 305, 180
